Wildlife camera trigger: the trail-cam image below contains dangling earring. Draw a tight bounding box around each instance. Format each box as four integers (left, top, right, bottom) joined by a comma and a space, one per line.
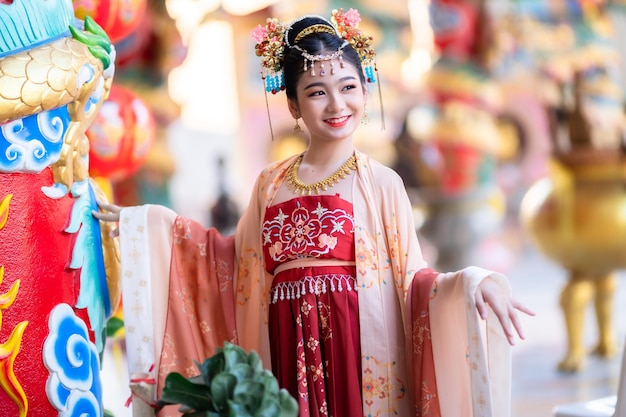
361, 105, 369, 125
294, 118, 304, 135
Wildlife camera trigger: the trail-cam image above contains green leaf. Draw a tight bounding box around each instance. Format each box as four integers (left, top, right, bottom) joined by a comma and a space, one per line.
247, 350, 263, 372
223, 342, 248, 369
210, 373, 237, 409
199, 352, 225, 386
230, 363, 254, 383
253, 396, 280, 417
233, 392, 261, 412
157, 373, 213, 412
105, 316, 124, 337
228, 402, 254, 417
233, 380, 265, 400
260, 370, 279, 396
103, 409, 115, 417
278, 389, 299, 417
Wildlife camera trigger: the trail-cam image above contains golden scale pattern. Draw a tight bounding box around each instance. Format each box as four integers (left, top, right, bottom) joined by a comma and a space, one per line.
0, 34, 121, 319
0, 37, 110, 190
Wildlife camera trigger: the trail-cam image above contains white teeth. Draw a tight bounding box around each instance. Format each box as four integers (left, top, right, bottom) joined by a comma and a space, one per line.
327, 116, 349, 123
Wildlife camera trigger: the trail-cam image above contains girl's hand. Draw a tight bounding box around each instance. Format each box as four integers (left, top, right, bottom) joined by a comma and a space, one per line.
92, 201, 122, 237
475, 276, 535, 346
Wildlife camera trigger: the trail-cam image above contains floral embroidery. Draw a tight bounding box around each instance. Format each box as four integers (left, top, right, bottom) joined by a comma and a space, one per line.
318, 233, 337, 249
362, 373, 380, 398
296, 341, 309, 400
172, 217, 192, 244
269, 241, 283, 258
199, 321, 210, 334
176, 286, 196, 322
301, 300, 313, 316
319, 399, 329, 416
318, 302, 332, 341
215, 257, 233, 293
235, 248, 261, 304
307, 336, 320, 352
355, 229, 381, 288
158, 333, 179, 381
362, 354, 406, 416
412, 310, 430, 356
264, 195, 360, 415
262, 199, 354, 262
418, 380, 437, 415
310, 363, 324, 381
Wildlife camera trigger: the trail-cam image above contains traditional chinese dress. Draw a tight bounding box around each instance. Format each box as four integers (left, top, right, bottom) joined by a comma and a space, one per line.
263, 195, 361, 416
118, 150, 513, 417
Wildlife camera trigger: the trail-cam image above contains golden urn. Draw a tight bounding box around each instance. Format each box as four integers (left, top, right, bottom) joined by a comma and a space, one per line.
521, 150, 626, 372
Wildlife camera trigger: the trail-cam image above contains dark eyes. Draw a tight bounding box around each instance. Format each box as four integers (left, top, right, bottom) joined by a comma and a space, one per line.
308, 84, 357, 97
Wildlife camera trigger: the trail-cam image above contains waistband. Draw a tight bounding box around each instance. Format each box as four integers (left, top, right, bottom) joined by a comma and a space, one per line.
274, 258, 356, 275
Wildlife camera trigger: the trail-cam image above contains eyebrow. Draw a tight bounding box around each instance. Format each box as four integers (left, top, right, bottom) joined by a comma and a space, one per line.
303, 76, 357, 90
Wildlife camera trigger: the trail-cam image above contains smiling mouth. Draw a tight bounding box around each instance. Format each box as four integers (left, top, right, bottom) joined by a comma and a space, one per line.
325, 115, 351, 125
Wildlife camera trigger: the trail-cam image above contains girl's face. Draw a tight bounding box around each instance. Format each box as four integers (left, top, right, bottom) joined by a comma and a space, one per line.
288, 60, 367, 144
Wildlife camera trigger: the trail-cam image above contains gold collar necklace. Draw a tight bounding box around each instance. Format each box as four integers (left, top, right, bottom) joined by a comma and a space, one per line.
285, 153, 357, 195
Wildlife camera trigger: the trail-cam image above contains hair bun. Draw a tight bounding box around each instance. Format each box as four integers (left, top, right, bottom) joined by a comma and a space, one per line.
284, 15, 337, 47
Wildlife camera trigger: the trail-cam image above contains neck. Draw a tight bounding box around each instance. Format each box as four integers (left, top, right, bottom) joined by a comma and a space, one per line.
301, 142, 355, 166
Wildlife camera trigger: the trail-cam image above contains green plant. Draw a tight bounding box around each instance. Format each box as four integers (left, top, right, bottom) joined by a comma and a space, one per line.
156, 342, 299, 417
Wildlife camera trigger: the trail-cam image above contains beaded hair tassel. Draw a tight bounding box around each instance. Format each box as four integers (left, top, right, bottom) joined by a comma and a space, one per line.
252, 18, 287, 139
252, 18, 287, 94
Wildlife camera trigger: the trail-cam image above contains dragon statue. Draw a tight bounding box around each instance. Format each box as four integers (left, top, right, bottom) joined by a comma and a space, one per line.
0, 0, 120, 414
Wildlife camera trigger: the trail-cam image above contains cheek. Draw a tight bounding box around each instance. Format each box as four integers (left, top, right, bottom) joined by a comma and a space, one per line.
352, 96, 366, 111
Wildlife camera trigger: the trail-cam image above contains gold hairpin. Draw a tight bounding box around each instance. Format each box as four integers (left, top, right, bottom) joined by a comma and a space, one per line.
294, 24, 338, 44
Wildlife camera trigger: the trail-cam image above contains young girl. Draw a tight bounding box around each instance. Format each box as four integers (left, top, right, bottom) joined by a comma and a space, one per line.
96, 10, 532, 417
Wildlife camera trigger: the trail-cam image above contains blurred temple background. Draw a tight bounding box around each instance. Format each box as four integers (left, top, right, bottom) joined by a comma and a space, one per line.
82, 0, 626, 415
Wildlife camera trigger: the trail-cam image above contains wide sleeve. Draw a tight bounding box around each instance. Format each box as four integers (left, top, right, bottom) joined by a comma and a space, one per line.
118, 204, 238, 412
409, 268, 442, 417
118, 204, 177, 383
157, 217, 237, 388
417, 266, 513, 417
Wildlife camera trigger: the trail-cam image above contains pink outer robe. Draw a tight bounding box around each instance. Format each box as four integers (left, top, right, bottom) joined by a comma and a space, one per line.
117, 150, 512, 417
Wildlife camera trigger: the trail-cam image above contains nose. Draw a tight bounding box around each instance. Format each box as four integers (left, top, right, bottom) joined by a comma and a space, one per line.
326, 92, 345, 112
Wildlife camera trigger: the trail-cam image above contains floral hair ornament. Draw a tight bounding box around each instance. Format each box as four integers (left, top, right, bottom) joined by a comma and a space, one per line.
252, 18, 287, 139
252, 18, 287, 95
331, 8, 376, 82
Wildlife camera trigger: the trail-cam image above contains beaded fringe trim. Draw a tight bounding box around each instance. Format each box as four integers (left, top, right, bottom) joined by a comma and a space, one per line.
271, 274, 357, 304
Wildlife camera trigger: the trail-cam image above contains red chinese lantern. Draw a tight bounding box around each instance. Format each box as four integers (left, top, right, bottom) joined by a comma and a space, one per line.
430, 0, 479, 60
73, 0, 147, 43
87, 84, 155, 182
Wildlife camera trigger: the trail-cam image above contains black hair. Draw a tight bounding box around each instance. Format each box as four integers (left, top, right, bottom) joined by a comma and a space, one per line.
283, 16, 365, 99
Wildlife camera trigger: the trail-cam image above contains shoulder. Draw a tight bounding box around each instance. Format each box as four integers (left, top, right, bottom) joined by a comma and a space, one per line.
257, 155, 298, 179
356, 151, 405, 188
245, 155, 299, 207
